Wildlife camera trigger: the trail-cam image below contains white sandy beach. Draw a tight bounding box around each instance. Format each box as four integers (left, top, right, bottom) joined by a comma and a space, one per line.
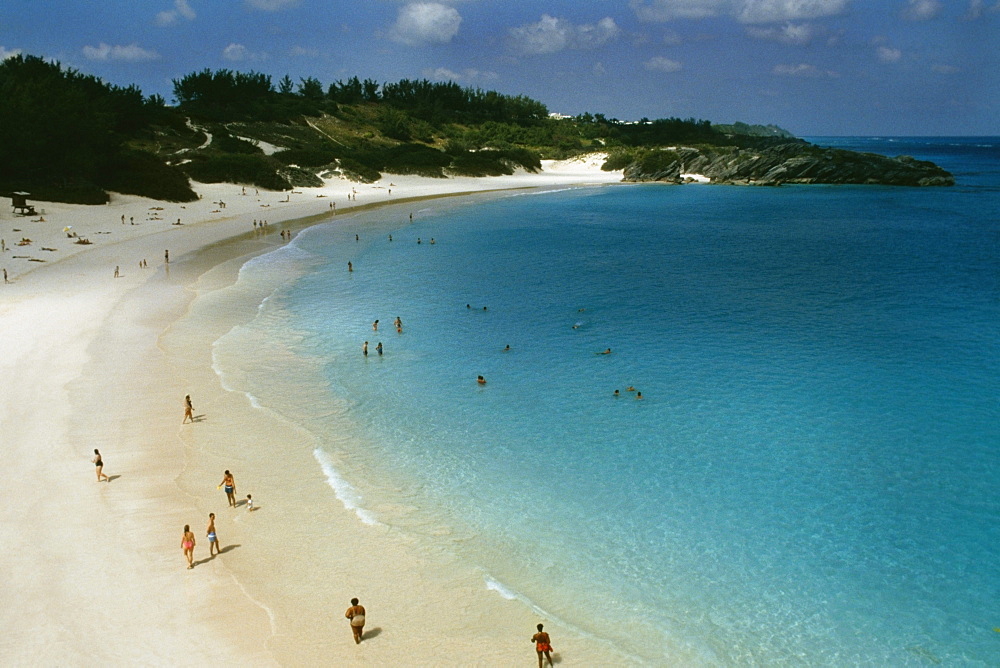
0, 158, 634, 665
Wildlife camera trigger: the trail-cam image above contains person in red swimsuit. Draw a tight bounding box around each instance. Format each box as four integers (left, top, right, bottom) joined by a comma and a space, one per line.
531, 623, 553, 668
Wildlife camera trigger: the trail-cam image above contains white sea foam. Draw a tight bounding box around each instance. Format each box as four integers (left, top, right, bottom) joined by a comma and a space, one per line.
483, 574, 518, 600
313, 447, 381, 526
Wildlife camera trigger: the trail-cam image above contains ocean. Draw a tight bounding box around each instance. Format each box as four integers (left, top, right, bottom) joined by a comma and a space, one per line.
210, 137, 999, 665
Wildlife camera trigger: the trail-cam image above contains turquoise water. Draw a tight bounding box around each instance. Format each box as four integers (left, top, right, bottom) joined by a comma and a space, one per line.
213, 138, 1000, 665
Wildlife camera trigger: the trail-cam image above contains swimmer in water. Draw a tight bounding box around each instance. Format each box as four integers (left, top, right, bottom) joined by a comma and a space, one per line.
503, 345, 511, 352
598, 348, 612, 355
636, 391, 643, 400
477, 375, 486, 385
614, 390, 620, 397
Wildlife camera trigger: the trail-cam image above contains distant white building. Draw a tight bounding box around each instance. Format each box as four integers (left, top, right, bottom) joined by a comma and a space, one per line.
548, 112, 573, 120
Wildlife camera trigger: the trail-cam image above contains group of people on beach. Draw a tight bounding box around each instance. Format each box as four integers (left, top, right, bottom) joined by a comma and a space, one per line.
84, 204, 570, 658
180, 512, 221, 570
179, 468, 253, 569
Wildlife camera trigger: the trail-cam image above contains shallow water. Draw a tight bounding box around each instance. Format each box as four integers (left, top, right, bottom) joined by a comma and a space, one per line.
212, 139, 1000, 665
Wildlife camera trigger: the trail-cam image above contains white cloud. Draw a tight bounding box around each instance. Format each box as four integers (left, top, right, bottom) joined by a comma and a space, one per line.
156, 0, 196, 26
630, 0, 728, 21
876, 45, 902, 63
662, 29, 684, 45
903, 0, 941, 20
738, 0, 849, 23
644, 56, 683, 72
290, 46, 320, 57
422, 67, 498, 83
963, 0, 1000, 19
931, 63, 959, 74
0, 46, 22, 61
509, 15, 621, 55
390, 3, 462, 46
222, 43, 266, 61
82, 43, 160, 62
245, 0, 299, 10
630, 0, 849, 24
746, 22, 816, 44
593, 61, 608, 76
773, 62, 838, 76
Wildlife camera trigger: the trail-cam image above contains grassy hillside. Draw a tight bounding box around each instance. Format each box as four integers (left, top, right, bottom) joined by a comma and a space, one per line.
0, 56, 797, 204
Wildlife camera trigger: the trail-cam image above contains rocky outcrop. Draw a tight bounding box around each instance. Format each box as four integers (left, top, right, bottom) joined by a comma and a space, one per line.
621, 143, 954, 186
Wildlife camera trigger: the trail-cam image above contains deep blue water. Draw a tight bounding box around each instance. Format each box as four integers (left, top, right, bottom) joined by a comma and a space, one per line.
214, 138, 1000, 665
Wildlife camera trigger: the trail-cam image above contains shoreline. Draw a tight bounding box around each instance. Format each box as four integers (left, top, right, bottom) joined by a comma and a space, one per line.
0, 161, 631, 664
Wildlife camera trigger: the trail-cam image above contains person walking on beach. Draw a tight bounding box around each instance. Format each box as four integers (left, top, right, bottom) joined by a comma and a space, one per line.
206, 513, 220, 556
165, 249, 169, 264
182, 525, 196, 569
531, 623, 554, 668
220, 470, 237, 507
92, 449, 109, 482
345, 598, 366, 644
182, 394, 194, 423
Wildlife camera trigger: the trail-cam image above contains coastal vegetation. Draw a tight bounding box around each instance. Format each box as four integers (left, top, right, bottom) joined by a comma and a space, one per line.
0, 54, 953, 204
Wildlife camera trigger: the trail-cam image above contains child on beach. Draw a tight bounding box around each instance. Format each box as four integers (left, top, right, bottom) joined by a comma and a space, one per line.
246, 494, 254, 511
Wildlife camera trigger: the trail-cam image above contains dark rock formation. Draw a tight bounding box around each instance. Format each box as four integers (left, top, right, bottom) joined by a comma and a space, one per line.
621, 143, 954, 186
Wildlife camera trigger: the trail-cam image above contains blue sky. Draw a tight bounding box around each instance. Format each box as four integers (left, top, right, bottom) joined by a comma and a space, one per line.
2, 1, 997, 135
